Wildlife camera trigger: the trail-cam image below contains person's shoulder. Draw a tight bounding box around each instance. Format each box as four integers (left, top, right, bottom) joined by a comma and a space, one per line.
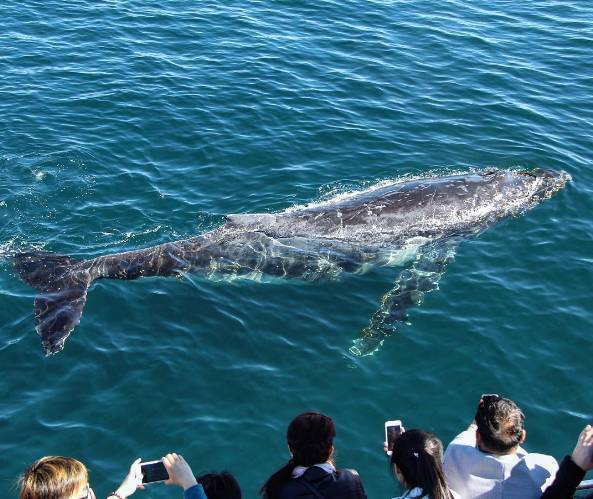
448, 428, 477, 448
336, 468, 367, 497
183, 484, 207, 499
339, 468, 360, 477
336, 468, 364, 486
444, 429, 479, 463
504, 451, 559, 494
522, 452, 559, 471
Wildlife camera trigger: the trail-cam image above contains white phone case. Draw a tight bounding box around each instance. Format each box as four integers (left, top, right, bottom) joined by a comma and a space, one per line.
384, 419, 402, 456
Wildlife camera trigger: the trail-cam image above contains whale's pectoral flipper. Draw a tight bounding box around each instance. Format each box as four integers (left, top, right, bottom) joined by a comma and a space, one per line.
14, 251, 92, 356
349, 241, 458, 356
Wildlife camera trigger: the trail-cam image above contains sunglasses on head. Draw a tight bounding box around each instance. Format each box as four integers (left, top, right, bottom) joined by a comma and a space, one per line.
480, 394, 501, 407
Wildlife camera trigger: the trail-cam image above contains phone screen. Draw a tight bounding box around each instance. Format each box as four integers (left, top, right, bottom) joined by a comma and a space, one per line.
141, 461, 169, 484
386, 424, 402, 453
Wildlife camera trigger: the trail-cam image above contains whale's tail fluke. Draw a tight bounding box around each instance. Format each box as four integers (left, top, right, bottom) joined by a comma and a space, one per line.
13, 251, 91, 356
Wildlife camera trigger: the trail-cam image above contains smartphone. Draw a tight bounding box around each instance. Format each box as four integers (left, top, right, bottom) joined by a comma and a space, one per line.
385, 420, 403, 456
140, 460, 169, 484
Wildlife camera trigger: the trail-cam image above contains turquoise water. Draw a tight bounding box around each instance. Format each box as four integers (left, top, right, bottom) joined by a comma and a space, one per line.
1, 1, 592, 497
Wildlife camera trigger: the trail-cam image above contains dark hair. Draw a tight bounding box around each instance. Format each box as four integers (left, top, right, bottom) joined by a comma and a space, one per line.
474, 396, 525, 453
391, 429, 453, 499
197, 472, 241, 499
261, 412, 336, 499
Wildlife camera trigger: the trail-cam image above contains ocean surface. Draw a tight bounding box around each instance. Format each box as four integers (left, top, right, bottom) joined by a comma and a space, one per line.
1, 1, 592, 497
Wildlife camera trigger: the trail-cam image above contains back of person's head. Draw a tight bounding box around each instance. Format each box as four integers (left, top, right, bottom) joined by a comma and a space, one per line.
391, 429, 452, 499
261, 412, 336, 498
19, 456, 88, 499
474, 395, 525, 454
197, 472, 241, 499
287, 412, 336, 466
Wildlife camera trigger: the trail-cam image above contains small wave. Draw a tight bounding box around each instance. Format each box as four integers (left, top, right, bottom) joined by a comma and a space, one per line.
0, 239, 45, 263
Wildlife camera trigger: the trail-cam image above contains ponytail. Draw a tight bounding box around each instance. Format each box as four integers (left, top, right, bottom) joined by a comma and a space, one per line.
413, 448, 452, 499
391, 429, 453, 499
260, 459, 296, 499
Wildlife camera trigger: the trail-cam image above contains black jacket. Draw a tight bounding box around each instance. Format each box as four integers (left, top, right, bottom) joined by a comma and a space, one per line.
278, 467, 367, 499
540, 455, 590, 499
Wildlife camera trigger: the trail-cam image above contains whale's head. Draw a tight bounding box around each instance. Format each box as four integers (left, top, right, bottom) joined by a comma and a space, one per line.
520, 168, 571, 204
472, 168, 570, 223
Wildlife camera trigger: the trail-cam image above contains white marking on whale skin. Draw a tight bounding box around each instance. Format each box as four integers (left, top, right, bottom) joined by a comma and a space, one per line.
353, 262, 374, 275
315, 256, 342, 278
384, 236, 431, 267
245, 270, 264, 282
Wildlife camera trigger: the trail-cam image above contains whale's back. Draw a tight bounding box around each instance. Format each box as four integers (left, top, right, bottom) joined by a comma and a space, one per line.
225, 173, 510, 243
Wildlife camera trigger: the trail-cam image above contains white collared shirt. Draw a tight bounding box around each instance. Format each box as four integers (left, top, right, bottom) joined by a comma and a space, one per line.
444, 428, 558, 498
291, 462, 336, 479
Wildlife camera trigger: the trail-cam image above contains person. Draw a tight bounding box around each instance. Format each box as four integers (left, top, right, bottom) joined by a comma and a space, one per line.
261, 412, 367, 499
197, 472, 242, 499
162, 453, 242, 499
389, 429, 456, 499
443, 394, 559, 498
18, 455, 143, 499
540, 424, 593, 499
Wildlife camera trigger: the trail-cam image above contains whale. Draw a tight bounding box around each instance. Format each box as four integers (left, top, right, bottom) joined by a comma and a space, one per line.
13, 168, 569, 356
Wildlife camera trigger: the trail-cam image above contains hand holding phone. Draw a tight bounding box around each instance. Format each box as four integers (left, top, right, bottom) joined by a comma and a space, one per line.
385, 420, 403, 456
113, 458, 144, 498
140, 460, 169, 484
162, 453, 197, 490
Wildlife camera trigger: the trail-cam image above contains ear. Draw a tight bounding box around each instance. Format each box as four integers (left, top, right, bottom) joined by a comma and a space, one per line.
519, 430, 526, 444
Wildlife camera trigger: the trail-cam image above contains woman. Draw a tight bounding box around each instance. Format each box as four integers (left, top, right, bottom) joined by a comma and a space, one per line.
18, 455, 143, 499
261, 412, 367, 499
390, 429, 455, 499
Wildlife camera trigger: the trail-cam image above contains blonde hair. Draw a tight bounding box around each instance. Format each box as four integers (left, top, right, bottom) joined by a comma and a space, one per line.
19, 456, 88, 499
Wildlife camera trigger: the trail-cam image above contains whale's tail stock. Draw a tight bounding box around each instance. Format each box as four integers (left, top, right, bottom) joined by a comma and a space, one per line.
13, 251, 92, 356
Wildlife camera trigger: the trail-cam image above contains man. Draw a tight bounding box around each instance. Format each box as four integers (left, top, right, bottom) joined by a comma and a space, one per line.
443, 394, 558, 498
